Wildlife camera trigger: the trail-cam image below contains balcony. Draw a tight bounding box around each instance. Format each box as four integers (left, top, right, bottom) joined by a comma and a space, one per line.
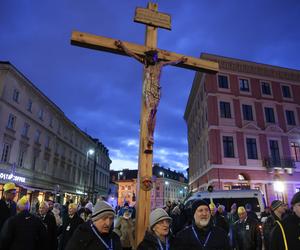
263, 157, 295, 172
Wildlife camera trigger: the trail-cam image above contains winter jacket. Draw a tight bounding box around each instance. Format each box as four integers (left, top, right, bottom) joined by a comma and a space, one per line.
65, 220, 122, 250
270, 213, 300, 250
113, 216, 135, 248
137, 230, 174, 250
232, 217, 262, 250
0, 210, 48, 250
0, 198, 16, 232
40, 211, 58, 250
174, 221, 230, 250
212, 213, 229, 234
59, 213, 84, 250
263, 212, 281, 250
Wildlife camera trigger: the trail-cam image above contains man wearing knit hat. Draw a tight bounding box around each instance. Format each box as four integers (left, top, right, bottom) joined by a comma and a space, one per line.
270, 191, 300, 250
263, 200, 286, 250
65, 200, 122, 250
174, 199, 230, 250
0, 182, 17, 232
0, 196, 48, 250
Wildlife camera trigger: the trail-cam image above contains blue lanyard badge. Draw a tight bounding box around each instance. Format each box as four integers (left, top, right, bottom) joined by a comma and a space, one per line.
91, 224, 113, 250
157, 237, 169, 250
192, 226, 211, 248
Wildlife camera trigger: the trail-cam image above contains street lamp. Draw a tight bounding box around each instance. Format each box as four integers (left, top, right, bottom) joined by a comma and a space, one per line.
164, 181, 169, 206
87, 148, 97, 204
118, 171, 123, 180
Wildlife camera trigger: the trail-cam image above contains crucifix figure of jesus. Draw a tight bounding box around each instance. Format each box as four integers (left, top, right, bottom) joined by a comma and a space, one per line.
70, 2, 218, 246
115, 40, 187, 147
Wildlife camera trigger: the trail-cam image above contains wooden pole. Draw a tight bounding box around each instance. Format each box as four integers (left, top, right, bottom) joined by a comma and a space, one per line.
135, 2, 157, 247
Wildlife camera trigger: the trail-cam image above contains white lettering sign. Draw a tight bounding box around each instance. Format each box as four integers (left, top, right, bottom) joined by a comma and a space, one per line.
0, 172, 26, 183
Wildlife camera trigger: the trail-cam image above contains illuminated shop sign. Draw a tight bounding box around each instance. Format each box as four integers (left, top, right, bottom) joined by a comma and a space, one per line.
0, 172, 26, 183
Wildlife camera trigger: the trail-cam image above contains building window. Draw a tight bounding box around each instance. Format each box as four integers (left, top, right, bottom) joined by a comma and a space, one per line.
49, 116, 53, 128
218, 75, 229, 89
21, 123, 30, 137
34, 130, 41, 143
1, 143, 11, 162
239, 79, 250, 92
246, 138, 258, 159
261, 82, 271, 95
7, 114, 16, 129
223, 136, 235, 158
270, 140, 280, 163
38, 108, 44, 120
55, 142, 59, 154
17, 149, 26, 167
46, 135, 51, 148
27, 99, 33, 112
282, 85, 291, 98
220, 101, 231, 118
264, 107, 275, 123
13, 89, 20, 102
242, 104, 253, 121
286, 110, 296, 125
57, 123, 61, 135
291, 142, 300, 162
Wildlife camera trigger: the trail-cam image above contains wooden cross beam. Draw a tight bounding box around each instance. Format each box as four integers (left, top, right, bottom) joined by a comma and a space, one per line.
71, 31, 219, 73
70, 2, 218, 247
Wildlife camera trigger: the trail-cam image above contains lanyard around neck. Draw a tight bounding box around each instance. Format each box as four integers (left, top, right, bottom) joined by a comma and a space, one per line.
90, 224, 113, 250
192, 226, 211, 248
157, 236, 169, 250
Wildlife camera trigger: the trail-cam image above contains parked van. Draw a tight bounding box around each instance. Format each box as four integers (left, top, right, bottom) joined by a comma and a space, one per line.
184, 189, 266, 217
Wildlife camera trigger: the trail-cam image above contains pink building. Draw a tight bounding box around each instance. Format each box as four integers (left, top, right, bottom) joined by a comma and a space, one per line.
184, 54, 300, 205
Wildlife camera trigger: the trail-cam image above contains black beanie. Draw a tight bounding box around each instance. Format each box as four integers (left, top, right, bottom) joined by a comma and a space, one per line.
192, 199, 209, 215
291, 191, 300, 205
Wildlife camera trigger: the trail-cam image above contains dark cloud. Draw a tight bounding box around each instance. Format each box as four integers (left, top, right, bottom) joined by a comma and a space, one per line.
1, 0, 299, 174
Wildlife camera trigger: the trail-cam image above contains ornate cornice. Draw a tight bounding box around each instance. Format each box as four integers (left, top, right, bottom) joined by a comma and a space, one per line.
201, 53, 300, 82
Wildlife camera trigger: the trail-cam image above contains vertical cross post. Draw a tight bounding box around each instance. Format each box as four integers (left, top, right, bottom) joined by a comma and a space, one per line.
135, 2, 157, 246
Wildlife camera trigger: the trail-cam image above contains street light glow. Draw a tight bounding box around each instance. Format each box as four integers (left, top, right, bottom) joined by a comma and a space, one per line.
88, 149, 95, 155
159, 171, 163, 176
274, 181, 285, 193
165, 181, 169, 185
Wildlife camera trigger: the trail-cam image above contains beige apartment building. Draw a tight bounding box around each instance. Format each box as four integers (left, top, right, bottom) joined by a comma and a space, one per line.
0, 61, 111, 206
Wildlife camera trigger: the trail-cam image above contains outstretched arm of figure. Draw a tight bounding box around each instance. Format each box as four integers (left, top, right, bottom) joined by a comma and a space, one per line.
115, 40, 144, 64
160, 56, 188, 66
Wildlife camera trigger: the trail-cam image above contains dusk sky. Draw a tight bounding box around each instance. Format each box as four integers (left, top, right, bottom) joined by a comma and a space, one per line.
1, 1, 300, 174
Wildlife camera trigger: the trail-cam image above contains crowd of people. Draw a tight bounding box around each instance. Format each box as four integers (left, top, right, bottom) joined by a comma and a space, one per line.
0, 181, 300, 250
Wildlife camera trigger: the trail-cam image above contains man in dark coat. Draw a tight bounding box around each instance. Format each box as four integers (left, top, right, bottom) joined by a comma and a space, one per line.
0, 196, 48, 250
270, 191, 300, 250
263, 200, 286, 250
59, 203, 84, 250
174, 199, 230, 250
38, 201, 58, 250
232, 206, 262, 250
65, 200, 122, 250
245, 203, 259, 222
0, 182, 17, 232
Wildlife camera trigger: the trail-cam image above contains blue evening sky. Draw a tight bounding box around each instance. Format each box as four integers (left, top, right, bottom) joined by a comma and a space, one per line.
1, 0, 299, 174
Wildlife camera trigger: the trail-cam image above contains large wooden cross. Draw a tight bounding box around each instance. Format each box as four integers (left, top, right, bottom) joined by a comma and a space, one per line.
70, 2, 218, 246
